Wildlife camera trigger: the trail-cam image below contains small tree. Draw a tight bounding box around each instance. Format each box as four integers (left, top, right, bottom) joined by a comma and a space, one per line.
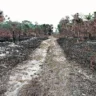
85, 13, 93, 21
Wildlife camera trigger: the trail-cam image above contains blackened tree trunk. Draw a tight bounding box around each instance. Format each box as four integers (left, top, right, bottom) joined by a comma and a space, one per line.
13, 30, 16, 43
89, 33, 92, 40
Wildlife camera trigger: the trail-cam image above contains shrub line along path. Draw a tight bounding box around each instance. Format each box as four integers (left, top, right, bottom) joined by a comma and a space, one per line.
4, 37, 96, 96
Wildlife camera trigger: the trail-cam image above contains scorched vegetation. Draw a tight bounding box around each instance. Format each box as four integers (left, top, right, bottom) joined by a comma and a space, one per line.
57, 12, 96, 70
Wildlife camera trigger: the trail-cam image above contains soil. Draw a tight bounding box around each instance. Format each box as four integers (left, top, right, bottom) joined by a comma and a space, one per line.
57, 38, 96, 69
0, 37, 47, 96
1, 37, 96, 96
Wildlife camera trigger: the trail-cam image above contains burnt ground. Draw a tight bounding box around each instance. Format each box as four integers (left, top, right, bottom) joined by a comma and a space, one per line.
1, 37, 96, 96
0, 37, 47, 95
38, 37, 96, 96
57, 38, 96, 69
10, 37, 96, 96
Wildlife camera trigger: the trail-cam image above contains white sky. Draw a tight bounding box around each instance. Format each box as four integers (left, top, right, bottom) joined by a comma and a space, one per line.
0, 0, 96, 28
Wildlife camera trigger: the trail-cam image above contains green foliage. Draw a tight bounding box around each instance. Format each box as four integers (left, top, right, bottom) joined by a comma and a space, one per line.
85, 13, 93, 21
57, 24, 61, 32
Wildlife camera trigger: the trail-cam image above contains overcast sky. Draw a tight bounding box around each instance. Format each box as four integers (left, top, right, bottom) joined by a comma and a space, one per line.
0, 0, 96, 28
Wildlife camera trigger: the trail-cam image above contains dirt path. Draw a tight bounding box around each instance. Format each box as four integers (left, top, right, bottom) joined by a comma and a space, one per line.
4, 37, 96, 96
4, 39, 51, 96
39, 37, 96, 96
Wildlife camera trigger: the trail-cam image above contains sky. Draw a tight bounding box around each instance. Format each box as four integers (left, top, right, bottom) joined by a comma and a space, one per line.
0, 0, 96, 29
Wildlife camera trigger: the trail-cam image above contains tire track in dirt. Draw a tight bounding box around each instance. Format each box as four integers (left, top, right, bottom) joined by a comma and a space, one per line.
4, 37, 96, 96
39, 37, 96, 96
4, 39, 51, 96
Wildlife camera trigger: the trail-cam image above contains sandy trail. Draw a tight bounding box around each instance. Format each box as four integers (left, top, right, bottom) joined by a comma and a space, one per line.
4, 37, 96, 96
4, 39, 51, 96
39, 37, 96, 96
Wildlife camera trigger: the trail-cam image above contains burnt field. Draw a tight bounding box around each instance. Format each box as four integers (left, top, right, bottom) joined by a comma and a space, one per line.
0, 37, 47, 77
57, 38, 96, 70
0, 37, 48, 95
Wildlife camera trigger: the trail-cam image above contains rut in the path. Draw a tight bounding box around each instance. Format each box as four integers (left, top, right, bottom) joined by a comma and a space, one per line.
4, 39, 51, 96
39, 37, 96, 96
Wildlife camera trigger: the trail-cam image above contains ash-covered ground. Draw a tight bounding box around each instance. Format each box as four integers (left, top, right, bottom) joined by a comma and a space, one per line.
57, 38, 96, 69
0, 37, 47, 95
0, 37, 96, 96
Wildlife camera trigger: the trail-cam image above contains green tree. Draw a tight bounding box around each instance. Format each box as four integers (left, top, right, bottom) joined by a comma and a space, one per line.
85, 13, 93, 21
